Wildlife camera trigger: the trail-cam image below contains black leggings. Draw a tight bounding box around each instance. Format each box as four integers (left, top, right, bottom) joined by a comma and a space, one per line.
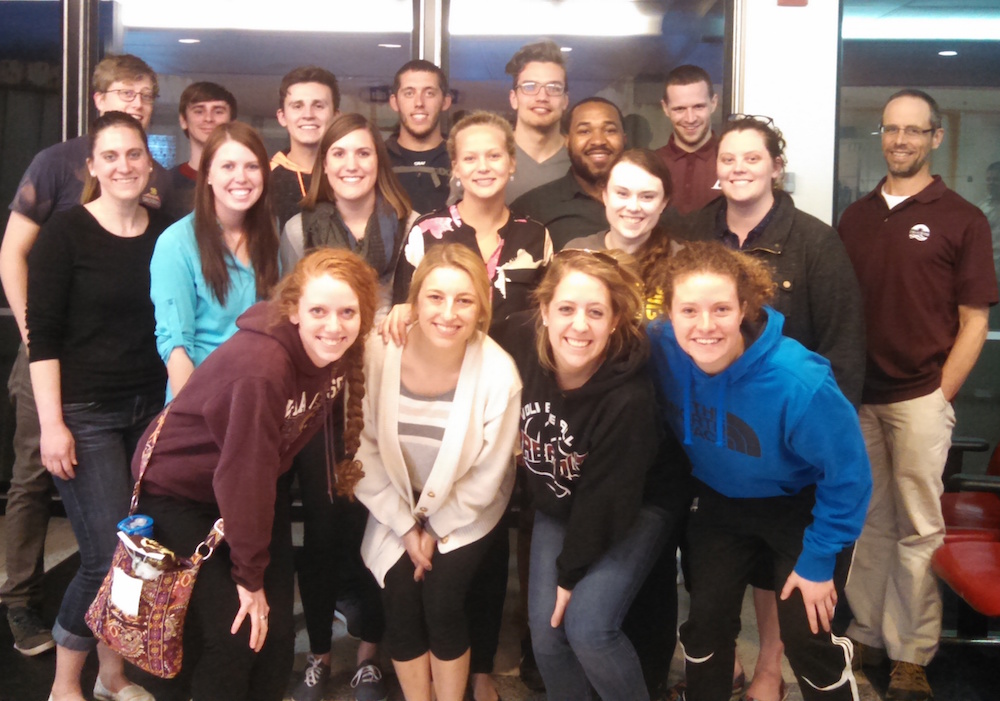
294, 430, 384, 651
381, 527, 495, 662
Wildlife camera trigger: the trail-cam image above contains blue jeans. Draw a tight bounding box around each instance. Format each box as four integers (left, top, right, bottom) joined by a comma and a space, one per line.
51, 394, 163, 651
529, 505, 668, 701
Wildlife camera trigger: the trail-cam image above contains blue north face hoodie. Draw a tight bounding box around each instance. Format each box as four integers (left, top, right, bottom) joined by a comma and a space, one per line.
647, 306, 872, 582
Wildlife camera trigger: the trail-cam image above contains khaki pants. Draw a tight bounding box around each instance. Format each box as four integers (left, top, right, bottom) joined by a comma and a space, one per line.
845, 389, 954, 665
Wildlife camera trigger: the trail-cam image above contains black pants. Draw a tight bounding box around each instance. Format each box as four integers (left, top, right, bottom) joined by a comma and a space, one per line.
138, 489, 295, 701
382, 527, 495, 662
680, 481, 857, 701
465, 512, 511, 674
294, 430, 385, 651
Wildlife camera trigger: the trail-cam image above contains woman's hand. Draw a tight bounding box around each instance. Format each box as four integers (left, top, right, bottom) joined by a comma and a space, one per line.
402, 524, 434, 581
232, 583, 269, 652
780, 571, 837, 634
550, 586, 573, 628
378, 304, 413, 346
40, 421, 77, 480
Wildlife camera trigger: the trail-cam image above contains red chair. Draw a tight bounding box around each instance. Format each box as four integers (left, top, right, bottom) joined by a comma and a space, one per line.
932, 470, 1000, 642
942, 439, 1000, 543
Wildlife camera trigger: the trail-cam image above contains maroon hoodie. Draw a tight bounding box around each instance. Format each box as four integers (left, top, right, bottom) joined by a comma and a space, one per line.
133, 302, 345, 591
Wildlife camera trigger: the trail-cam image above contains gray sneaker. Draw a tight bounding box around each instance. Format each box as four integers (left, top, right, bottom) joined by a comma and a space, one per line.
351, 659, 388, 701
7, 606, 55, 656
292, 654, 331, 701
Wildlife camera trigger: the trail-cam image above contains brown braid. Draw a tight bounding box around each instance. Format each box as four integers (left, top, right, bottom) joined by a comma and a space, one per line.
333, 341, 367, 498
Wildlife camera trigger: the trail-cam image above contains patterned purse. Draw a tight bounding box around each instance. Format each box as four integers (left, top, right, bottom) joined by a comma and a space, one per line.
85, 407, 225, 679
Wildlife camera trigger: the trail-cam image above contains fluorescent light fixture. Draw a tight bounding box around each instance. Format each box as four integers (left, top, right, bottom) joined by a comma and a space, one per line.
938, 50, 958, 57
117, 0, 412, 33
561, 46, 572, 52
842, 16, 1000, 41
178, 38, 200, 44
450, 0, 661, 36
378, 43, 402, 48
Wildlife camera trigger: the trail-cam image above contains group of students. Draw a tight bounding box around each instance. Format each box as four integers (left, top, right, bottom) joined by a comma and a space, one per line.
10, 49, 880, 701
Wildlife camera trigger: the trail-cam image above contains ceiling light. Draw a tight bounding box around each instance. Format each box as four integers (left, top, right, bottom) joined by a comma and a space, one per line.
117, 0, 412, 33
450, 1, 660, 36
842, 16, 1000, 41
378, 43, 402, 48
938, 50, 958, 57
561, 46, 572, 52
178, 38, 200, 44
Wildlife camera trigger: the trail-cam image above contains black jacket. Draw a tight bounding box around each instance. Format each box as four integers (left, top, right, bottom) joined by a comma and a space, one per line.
678, 190, 865, 407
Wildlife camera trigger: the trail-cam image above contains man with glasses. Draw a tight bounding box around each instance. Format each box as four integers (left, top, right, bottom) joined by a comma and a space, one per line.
839, 89, 997, 701
387, 60, 453, 215
656, 64, 721, 216
504, 40, 571, 203
0, 53, 174, 657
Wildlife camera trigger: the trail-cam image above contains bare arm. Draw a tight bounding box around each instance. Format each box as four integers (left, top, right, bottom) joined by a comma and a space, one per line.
28, 358, 76, 479
166, 346, 196, 398
940, 304, 989, 401
0, 212, 41, 344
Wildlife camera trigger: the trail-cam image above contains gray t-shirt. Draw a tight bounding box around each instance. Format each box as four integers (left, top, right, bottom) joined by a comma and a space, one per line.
506, 143, 570, 204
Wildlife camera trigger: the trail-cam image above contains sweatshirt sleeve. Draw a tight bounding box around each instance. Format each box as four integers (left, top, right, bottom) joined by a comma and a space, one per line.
353, 340, 420, 538
426, 367, 521, 538
149, 222, 199, 365
556, 383, 664, 589
801, 219, 866, 407
203, 376, 287, 591
26, 218, 74, 362
787, 380, 872, 582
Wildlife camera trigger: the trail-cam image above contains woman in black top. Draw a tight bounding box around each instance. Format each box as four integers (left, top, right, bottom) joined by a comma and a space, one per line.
27, 111, 168, 701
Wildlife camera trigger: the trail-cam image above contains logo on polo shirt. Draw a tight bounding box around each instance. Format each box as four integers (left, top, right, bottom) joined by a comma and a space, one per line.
908, 224, 930, 242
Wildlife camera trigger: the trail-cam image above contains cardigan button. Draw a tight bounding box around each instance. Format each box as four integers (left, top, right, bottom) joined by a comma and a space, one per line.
419, 507, 427, 513
782, 280, 792, 289
427, 491, 436, 498
440, 535, 449, 544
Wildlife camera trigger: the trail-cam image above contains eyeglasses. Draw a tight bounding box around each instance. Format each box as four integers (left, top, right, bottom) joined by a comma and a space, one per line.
878, 125, 936, 138
728, 113, 775, 127
104, 88, 156, 105
516, 81, 566, 97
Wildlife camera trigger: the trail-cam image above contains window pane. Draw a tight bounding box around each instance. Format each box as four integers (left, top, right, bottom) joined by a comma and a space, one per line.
838, 1, 1000, 470
104, 0, 414, 165
446, 0, 726, 149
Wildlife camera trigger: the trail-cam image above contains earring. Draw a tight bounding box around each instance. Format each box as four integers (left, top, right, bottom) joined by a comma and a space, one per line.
543, 320, 548, 327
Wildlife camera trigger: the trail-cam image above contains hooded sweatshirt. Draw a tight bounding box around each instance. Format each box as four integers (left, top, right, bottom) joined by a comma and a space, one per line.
646, 306, 871, 583
134, 302, 345, 591
495, 312, 669, 590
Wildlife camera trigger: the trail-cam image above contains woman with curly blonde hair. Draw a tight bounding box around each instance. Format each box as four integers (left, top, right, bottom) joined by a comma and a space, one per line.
133, 248, 377, 701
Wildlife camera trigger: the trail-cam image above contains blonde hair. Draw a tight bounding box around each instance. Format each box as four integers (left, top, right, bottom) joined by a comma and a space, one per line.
446, 111, 516, 162
406, 244, 493, 334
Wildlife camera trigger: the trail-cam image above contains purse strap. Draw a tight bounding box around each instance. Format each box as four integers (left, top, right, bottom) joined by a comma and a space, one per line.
129, 406, 171, 515
127, 406, 227, 562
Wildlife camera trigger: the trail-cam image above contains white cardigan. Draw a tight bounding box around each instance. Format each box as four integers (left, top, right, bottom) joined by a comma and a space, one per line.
354, 331, 522, 587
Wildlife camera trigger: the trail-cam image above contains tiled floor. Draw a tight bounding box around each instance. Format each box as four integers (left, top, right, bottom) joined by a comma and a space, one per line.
2, 517, 998, 700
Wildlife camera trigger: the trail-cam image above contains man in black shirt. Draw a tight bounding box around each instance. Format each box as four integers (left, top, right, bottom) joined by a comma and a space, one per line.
511, 97, 625, 250
386, 60, 453, 215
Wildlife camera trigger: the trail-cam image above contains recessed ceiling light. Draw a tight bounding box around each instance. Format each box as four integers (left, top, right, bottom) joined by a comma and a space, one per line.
178, 38, 200, 44
561, 46, 572, 52
938, 50, 958, 57
378, 43, 402, 49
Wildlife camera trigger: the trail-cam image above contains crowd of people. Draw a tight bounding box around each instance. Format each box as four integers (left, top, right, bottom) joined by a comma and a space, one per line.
1, 37, 995, 701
